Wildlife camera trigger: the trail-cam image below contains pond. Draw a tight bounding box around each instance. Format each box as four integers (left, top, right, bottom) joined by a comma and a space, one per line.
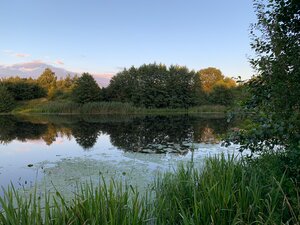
0, 114, 241, 196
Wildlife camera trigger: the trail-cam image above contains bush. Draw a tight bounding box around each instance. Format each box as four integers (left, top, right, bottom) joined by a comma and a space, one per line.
71, 73, 102, 104
2, 81, 46, 100
0, 86, 15, 113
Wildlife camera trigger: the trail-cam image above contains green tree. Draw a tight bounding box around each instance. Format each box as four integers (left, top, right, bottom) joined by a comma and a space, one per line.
0, 86, 15, 113
72, 73, 102, 104
37, 68, 57, 90
228, 0, 300, 156
105, 63, 201, 108
1, 77, 46, 100
209, 86, 235, 106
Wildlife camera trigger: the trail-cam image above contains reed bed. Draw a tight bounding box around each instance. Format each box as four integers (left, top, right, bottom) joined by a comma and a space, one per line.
1, 155, 298, 225
25, 101, 227, 115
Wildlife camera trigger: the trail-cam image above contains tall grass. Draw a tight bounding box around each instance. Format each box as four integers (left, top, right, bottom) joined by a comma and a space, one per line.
1, 155, 299, 224
23, 101, 227, 115
153, 155, 299, 224
28, 101, 139, 114
0, 180, 150, 225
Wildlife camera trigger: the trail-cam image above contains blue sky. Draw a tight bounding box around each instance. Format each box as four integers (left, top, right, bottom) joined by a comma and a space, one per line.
0, 0, 256, 80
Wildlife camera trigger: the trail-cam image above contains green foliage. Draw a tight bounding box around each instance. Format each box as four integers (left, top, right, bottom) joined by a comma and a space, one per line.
1, 77, 46, 100
154, 155, 299, 224
0, 180, 148, 225
34, 101, 138, 114
32, 101, 226, 115
0, 155, 298, 224
209, 85, 235, 106
0, 86, 15, 113
105, 63, 200, 108
71, 73, 102, 104
105, 64, 237, 108
227, 0, 300, 154
37, 68, 57, 90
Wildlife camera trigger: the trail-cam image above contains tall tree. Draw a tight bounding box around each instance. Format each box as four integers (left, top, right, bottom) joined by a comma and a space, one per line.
198, 67, 224, 93
37, 68, 57, 90
72, 73, 102, 104
228, 0, 300, 154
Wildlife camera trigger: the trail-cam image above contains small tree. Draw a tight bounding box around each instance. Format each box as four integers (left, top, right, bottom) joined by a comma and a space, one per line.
37, 68, 57, 90
72, 73, 101, 104
37, 68, 57, 99
0, 86, 15, 113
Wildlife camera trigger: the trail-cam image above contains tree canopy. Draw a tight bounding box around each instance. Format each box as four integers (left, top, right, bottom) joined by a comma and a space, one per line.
72, 73, 102, 104
197, 67, 236, 93
105, 63, 200, 108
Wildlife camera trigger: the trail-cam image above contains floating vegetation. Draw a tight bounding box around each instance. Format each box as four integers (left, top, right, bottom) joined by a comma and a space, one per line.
0, 155, 299, 225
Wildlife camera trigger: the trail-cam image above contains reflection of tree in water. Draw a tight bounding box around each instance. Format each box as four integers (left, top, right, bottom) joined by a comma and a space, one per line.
41, 124, 73, 146
42, 124, 58, 145
100, 115, 231, 153
70, 121, 101, 150
0, 115, 234, 152
0, 116, 47, 144
193, 118, 230, 143
100, 115, 194, 152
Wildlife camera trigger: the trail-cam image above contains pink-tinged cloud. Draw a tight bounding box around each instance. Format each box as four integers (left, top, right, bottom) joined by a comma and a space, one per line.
0, 60, 74, 79
92, 73, 115, 87
94, 73, 115, 79
2, 50, 30, 58
55, 60, 64, 65
0, 61, 115, 87
14, 53, 30, 58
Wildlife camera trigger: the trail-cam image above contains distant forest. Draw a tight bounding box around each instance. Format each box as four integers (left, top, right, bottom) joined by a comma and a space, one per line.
0, 63, 246, 112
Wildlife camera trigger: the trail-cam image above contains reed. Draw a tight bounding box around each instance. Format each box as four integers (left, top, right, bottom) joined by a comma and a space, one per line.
1, 155, 298, 225
24, 101, 227, 115
153, 154, 299, 224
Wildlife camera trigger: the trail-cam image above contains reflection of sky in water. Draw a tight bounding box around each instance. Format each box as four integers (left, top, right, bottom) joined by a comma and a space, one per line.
0, 133, 242, 197
0, 115, 244, 197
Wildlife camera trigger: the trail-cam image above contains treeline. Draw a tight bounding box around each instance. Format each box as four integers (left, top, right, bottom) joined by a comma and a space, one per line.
104, 64, 239, 108
0, 64, 245, 113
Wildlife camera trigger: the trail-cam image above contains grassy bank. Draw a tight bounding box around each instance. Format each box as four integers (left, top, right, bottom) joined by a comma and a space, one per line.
1, 154, 299, 225
11, 99, 227, 115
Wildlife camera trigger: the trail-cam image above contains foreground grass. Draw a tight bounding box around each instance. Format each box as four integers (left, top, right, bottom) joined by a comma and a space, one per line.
11, 99, 227, 115
0, 154, 299, 225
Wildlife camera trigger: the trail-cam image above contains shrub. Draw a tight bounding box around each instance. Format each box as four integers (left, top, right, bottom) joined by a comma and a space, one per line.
0, 86, 15, 113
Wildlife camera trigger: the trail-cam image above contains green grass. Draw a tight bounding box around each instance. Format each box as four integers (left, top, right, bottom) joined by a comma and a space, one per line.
12, 99, 227, 115
153, 155, 299, 224
1, 154, 298, 224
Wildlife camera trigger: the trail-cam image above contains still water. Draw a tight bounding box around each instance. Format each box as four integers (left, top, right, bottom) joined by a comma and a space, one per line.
0, 114, 240, 195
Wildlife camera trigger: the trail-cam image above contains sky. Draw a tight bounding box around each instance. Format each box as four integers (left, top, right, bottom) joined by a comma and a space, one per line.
0, 0, 257, 82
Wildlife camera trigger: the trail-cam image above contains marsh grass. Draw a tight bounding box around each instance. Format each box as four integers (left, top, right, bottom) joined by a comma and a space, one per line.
1, 155, 299, 225
0, 179, 150, 225
154, 155, 299, 224
14, 100, 227, 115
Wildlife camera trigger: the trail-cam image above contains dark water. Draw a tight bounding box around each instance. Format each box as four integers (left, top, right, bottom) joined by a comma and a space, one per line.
0, 114, 240, 195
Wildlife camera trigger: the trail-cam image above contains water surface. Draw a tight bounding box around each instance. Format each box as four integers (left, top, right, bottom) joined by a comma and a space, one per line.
0, 114, 240, 195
